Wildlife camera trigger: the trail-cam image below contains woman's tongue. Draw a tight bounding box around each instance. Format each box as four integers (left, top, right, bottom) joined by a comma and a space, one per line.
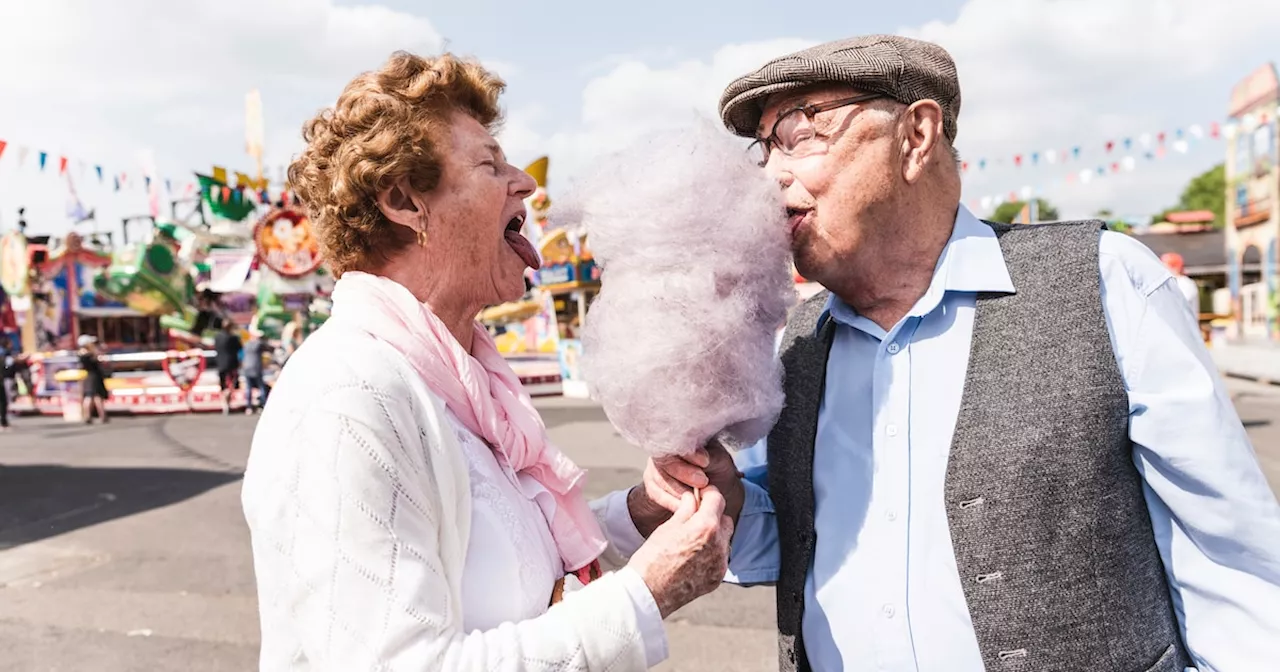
504, 229, 541, 270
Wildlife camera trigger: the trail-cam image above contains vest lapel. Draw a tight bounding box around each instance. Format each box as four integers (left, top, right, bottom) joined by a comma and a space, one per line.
769, 292, 835, 672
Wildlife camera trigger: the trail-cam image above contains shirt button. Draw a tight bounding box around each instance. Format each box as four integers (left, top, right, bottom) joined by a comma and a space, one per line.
887, 342, 900, 354
885, 509, 898, 522
886, 424, 899, 437
882, 604, 896, 618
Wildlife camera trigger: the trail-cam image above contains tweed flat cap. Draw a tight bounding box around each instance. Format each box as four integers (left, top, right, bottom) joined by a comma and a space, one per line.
719, 34, 961, 143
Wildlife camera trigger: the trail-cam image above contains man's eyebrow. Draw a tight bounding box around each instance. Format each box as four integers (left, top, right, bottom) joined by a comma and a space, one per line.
756, 95, 813, 136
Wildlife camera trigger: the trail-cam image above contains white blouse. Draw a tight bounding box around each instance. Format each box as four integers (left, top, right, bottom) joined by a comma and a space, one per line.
448, 409, 563, 632
242, 318, 666, 671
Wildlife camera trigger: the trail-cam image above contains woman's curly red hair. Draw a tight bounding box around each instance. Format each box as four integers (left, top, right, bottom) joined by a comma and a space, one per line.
288, 51, 506, 276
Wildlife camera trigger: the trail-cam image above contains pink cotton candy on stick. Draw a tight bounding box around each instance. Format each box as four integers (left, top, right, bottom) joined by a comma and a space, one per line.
559, 116, 796, 458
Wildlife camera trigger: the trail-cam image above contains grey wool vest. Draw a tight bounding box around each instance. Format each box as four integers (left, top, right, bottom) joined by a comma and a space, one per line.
768, 220, 1192, 672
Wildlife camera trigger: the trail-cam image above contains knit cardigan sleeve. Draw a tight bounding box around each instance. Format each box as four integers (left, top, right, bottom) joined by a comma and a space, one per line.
242, 359, 652, 671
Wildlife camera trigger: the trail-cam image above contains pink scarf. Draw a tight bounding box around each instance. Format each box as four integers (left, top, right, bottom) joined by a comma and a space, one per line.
329, 271, 607, 574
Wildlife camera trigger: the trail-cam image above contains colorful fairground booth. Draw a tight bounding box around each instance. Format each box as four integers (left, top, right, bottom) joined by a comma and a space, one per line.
1, 165, 331, 417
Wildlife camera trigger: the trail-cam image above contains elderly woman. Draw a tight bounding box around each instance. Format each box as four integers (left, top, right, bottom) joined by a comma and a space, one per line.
241, 51, 732, 671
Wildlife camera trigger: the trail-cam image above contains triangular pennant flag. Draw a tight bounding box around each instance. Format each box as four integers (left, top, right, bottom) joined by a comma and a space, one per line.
0, 140, 6, 161
1031, 152, 1039, 164
165, 179, 172, 193
78, 160, 86, 176
16, 146, 28, 167
38, 152, 48, 171
114, 176, 121, 192
59, 156, 68, 175
145, 176, 152, 190
212, 166, 228, 184
95, 165, 103, 182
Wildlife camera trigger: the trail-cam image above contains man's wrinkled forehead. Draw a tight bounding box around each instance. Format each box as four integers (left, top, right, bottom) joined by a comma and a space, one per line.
755, 83, 861, 136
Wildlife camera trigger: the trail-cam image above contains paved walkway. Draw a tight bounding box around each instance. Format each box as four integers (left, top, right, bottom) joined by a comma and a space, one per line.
1211, 340, 1280, 383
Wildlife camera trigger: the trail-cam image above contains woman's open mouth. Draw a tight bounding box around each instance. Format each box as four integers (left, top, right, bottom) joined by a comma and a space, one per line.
503, 214, 541, 270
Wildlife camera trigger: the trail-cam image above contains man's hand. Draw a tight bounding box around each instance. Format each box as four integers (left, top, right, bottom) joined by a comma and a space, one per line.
645, 440, 746, 525
627, 487, 734, 618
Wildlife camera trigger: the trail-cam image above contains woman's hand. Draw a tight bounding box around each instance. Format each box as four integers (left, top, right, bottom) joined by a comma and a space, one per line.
627, 487, 734, 618
644, 441, 746, 525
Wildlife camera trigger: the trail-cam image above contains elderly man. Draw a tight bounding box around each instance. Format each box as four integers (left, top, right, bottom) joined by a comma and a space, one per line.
619, 35, 1280, 672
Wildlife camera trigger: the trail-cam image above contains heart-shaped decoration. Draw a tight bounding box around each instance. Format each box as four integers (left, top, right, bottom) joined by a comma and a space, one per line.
162, 349, 207, 393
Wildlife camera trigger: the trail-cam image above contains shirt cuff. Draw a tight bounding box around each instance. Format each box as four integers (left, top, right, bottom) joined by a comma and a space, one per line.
597, 488, 647, 559
739, 476, 775, 517
726, 479, 779, 586
615, 565, 669, 668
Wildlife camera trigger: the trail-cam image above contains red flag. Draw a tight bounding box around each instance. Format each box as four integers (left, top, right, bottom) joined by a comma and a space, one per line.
59, 156, 68, 175
0, 140, 7, 160
1014, 154, 1023, 167
1111, 162, 1120, 173
222, 186, 231, 202
1157, 132, 1166, 145
1210, 122, 1221, 139
1105, 141, 1115, 153
962, 161, 969, 172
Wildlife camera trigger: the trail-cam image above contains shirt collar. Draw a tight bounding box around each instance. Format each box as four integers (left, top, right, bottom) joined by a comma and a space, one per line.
820, 204, 1016, 332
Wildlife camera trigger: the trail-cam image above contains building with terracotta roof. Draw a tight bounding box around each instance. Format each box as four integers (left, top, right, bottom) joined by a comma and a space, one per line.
1225, 63, 1280, 340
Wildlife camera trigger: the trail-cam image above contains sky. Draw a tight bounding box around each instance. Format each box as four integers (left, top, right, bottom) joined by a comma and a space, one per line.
1, 0, 1278, 238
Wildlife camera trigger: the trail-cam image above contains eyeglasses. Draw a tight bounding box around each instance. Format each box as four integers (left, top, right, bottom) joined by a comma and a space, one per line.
748, 93, 883, 167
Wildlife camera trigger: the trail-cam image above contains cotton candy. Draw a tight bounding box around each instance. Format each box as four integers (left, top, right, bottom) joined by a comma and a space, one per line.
558, 116, 795, 457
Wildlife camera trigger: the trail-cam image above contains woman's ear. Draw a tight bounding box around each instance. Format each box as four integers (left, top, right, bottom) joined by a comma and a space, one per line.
376, 177, 425, 231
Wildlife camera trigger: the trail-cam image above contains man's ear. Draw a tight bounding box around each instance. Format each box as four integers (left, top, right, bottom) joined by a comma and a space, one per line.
902, 100, 945, 184
375, 177, 426, 231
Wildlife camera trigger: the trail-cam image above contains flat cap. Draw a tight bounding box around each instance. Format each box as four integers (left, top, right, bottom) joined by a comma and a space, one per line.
719, 34, 961, 143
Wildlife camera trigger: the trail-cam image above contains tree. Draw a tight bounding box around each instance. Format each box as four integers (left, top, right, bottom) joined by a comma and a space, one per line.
1094, 208, 1131, 234
991, 198, 1061, 224
1150, 163, 1226, 227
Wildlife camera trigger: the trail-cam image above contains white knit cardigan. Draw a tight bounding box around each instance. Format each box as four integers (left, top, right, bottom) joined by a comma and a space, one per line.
241, 318, 652, 671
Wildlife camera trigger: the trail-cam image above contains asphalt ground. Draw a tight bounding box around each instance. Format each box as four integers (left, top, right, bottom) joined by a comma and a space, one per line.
1, 378, 1277, 671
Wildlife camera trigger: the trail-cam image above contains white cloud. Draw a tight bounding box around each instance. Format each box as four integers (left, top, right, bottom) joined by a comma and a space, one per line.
0, 0, 449, 234
500, 38, 815, 189
510, 0, 1280, 220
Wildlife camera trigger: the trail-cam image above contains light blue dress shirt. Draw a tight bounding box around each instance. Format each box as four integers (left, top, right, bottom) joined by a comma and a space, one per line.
725, 206, 1280, 672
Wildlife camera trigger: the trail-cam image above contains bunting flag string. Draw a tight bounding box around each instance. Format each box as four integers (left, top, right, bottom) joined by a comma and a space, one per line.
968, 128, 1213, 215
0, 132, 286, 222
961, 116, 1230, 177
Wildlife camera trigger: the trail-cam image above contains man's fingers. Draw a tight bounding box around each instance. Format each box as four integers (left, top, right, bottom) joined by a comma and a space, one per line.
644, 462, 692, 511
656, 457, 709, 488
